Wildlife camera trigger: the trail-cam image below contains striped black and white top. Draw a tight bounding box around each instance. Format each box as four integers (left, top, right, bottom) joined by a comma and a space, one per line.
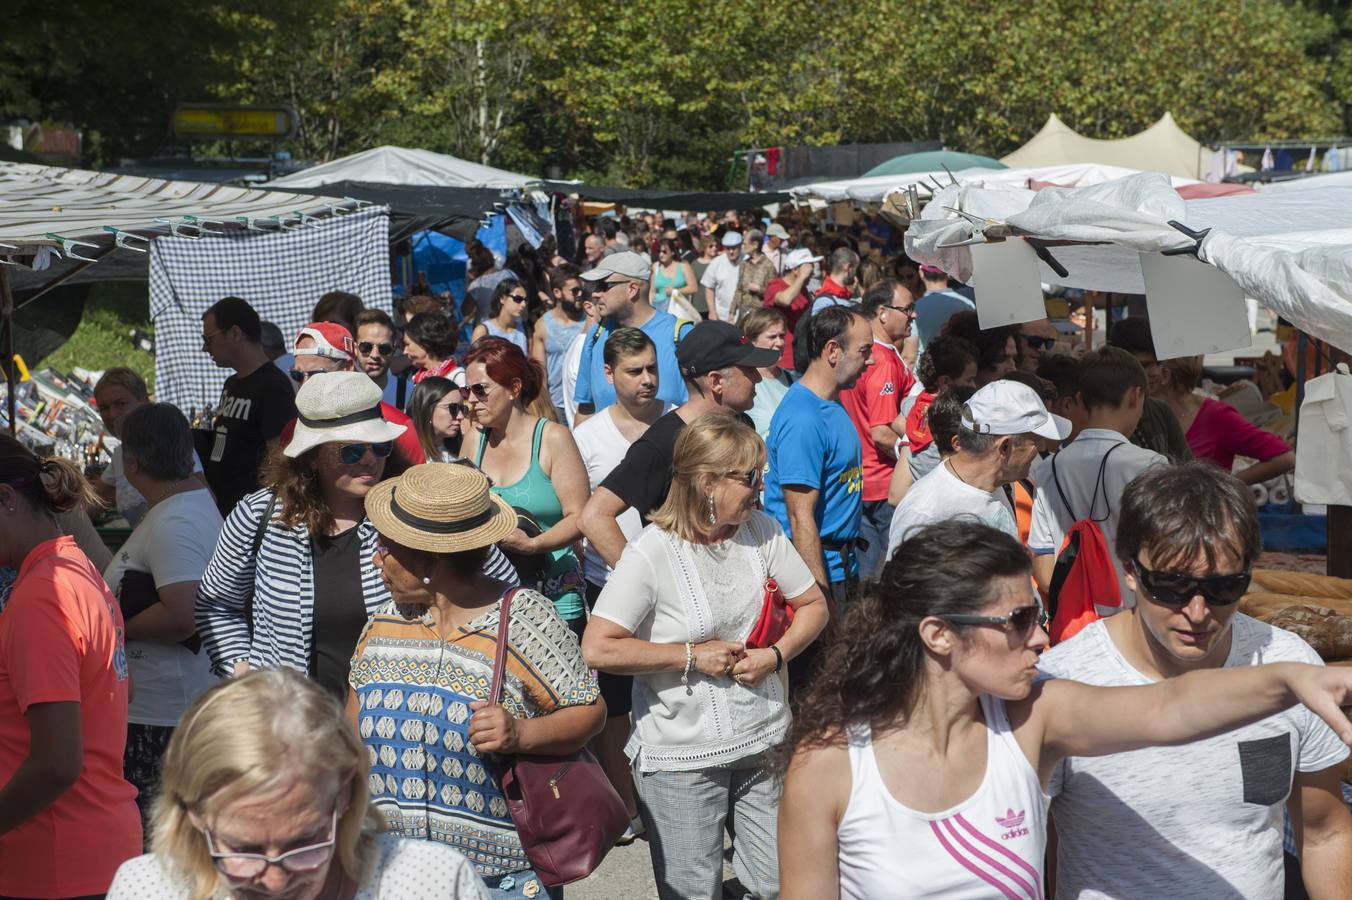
196, 488, 518, 678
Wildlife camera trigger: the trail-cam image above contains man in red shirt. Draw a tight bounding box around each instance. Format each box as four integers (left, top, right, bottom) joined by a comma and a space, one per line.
839, 279, 917, 580
763, 248, 821, 374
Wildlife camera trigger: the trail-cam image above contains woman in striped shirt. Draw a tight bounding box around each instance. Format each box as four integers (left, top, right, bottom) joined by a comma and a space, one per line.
196, 372, 515, 699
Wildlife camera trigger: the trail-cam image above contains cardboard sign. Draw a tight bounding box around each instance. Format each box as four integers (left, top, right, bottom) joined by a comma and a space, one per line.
1138, 252, 1250, 360
970, 240, 1047, 328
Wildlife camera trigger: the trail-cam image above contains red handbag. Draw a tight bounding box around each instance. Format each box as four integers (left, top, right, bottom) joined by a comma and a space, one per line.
487, 589, 630, 886
745, 577, 794, 649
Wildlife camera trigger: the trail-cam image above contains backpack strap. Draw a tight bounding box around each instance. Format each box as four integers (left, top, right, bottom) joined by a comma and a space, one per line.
1087, 442, 1124, 524
674, 318, 693, 343
1049, 451, 1077, 522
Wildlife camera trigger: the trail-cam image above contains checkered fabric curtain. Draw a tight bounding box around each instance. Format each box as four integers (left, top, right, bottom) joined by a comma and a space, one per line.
149, 207, 392, 413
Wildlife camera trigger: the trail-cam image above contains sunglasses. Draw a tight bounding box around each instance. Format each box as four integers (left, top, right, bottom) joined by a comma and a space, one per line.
1022, 335, 1056, 351
508, 292, 528, 302
887, 303, 917, 317
566, 286, 585, 296
1132, 558, 1251, 607
204, 807, 337, 880
465, 383, 491, 401
439, 401, 467, 418
725, 469, 764, 489
359, 341, 394, 355
591, 280, 627, 292
338, 441, 394, 465
935, 604, 1048, 636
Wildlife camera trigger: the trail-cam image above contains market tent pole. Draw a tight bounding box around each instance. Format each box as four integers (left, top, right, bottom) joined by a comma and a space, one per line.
1, 267, 14, 436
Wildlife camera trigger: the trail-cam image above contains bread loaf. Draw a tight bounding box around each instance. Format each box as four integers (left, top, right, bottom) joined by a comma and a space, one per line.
1250, 570, 1352, 604
1265, 605, 1352, 660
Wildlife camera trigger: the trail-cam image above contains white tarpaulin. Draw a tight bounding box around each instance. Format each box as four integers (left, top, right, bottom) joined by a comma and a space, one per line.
791, 162, 1200, 204
268, 145, 534, 190
906, 171, 1352, 353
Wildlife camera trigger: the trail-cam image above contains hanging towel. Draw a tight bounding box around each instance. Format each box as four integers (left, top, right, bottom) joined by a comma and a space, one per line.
1260, 146, 1275, 171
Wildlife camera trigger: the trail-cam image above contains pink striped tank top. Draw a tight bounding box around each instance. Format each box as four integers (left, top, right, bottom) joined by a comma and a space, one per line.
838, 694, 1050, 899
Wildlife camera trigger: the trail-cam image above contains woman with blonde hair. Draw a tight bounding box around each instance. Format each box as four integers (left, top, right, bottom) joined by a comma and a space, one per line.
0, 435, 142, 898
107, 668, 488, 899
583, 411, 829, 900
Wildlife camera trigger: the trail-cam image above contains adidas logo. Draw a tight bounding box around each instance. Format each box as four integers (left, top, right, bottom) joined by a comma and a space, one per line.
997, 808, 1029, 840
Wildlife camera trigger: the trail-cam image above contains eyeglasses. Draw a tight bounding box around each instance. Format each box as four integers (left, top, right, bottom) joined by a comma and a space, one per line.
1132, 558, 1251, 607
1022, 335, 1056, 351
338, 441, 394, 465
724, 469, 764, 490
203, 807, 338, 880
465, 383, 491, 401
438, 401, 467, 419
359, 341, 394, 356
201, 330, 223, 347
934, 604, 1048, 636
887, 303, 917, 317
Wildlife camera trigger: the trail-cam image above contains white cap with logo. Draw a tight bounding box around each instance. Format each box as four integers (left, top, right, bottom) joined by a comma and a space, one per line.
784, 248, 823, 270
962, 380, 1071, 441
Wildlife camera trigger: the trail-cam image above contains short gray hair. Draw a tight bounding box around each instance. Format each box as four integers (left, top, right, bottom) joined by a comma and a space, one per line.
955, 425, 998, 455
120, 403, 194, 482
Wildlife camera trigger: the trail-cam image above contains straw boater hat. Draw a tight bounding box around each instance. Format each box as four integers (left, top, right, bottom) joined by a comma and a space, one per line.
365, 463, 516, 553
285, 371, 407, 458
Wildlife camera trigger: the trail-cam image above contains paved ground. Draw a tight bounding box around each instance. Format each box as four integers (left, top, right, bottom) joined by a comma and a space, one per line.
570, 835, 739, 900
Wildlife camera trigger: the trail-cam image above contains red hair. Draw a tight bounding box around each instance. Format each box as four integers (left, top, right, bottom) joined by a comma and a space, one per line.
465, 337, 545, 405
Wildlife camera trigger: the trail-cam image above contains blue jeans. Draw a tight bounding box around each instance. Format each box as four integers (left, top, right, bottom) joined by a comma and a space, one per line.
857, 499, 895, 582
483, 869, 562, 900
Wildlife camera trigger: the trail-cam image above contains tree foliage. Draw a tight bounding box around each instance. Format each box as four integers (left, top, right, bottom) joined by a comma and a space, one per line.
2, 0, 1348, 188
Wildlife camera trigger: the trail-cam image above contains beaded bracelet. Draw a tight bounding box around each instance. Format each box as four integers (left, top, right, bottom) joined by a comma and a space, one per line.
681, 641, 694, 695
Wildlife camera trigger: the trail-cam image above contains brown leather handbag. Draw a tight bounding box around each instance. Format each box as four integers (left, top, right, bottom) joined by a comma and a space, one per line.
487, 589, 630, 886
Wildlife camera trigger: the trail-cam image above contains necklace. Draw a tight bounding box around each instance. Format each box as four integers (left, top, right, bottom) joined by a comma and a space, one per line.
945, 457, 975, 488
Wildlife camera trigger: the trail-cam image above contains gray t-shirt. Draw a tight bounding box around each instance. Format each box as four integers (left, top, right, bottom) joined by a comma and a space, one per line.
1038, 615, 1348, 900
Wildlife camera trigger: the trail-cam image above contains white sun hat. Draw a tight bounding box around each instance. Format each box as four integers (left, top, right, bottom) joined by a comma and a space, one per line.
285, 371, 407, 458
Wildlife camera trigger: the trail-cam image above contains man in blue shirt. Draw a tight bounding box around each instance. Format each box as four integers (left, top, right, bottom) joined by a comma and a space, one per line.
914, 263, 975, 352
764, 305, 874, 618
575, 251, 693, 424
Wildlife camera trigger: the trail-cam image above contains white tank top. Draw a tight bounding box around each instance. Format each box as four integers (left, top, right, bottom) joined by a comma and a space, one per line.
837, 694, 1050, 900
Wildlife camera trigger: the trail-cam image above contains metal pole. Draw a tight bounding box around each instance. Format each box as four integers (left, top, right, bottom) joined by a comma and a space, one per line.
1, 267, 15, 436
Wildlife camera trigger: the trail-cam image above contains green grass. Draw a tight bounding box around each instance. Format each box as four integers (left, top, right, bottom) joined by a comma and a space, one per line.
43, 282, 156, 391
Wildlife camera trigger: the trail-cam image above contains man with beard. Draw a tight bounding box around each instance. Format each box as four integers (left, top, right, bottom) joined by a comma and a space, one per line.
531, 264, 587, 411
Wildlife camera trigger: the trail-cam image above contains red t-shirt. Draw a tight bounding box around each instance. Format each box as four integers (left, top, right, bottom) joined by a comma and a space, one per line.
764, 278, 811, 371
280, 401, 426, 468
906, 390, 937, 454
1186, 397, 1291, 471
840, 341, 915, 502
0, 536, 141, 896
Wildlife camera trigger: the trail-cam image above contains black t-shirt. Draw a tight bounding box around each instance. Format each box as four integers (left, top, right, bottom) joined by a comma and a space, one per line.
600, 410, 686, 525
309, 525, 369, 700
199, 362, 296, 516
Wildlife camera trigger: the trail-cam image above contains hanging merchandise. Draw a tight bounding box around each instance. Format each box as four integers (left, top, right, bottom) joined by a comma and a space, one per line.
1295, 363, 1352, 506
1260, 147, 1275, 171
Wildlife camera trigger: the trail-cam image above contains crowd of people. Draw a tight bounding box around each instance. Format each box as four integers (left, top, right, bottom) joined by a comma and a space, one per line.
0, 206, 1346, 900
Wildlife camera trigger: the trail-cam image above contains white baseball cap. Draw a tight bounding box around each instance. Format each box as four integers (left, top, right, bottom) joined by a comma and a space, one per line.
579, 251, 651, 282
784, 248, 823, 270
961, 380, 1071, 441
766, 224, 790, 240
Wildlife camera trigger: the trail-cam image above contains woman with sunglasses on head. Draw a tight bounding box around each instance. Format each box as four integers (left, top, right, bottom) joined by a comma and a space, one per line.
461, 338, 590, 638
651, 237, 698, 316
471, 279, 530, 355
583, 411, 829, 900
197, 372, 517, 702
349, 463, 604, 900
779, 517, 1352, 900
107, 668, 489, 900
408, 376, 467, 463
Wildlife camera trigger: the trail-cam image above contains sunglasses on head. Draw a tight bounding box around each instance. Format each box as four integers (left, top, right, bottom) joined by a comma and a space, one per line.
934, 603, 1048, 636
359, 341, 394, 355
338, 441, 394, 465
1132, 558, 1251, 606
1022, 335, 1056, 351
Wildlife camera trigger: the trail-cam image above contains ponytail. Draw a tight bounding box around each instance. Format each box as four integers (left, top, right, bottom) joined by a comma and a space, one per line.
0, 434, 102, 514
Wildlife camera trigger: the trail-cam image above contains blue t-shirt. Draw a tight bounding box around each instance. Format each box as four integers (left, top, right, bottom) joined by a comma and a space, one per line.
575, 310, 691, 413
914, 289, 975, 351
763, 382, 864, 582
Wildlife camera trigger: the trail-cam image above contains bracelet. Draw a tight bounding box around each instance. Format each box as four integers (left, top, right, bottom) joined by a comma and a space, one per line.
770, 645, 784, 673
681, 641, 694, 695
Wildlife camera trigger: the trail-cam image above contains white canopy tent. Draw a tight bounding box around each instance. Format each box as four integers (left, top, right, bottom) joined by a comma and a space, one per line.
268, 145, 535, 190
1000, 112, 1222, 181
791, 162, 1202, 205
905, 171, 1352, 353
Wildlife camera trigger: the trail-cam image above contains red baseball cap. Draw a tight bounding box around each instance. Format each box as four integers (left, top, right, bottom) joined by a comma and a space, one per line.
294, 322, 357, 364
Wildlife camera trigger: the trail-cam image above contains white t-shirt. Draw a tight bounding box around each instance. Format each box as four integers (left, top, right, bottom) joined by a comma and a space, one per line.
103, 489, 222, 726
593, 511, 815, 772
561, 329, 588, 428
101, 444, 205, 527
1028, 429, 1167, 606
886, 459, 1017, 559
1038, 615, 1348, 900
699, 254, 741, 321
108, 832, 490, 900
572, 404, 670, 585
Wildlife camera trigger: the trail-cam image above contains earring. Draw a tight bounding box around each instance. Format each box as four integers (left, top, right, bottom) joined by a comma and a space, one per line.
705, 493, 716, 526
422, 576, 431, 585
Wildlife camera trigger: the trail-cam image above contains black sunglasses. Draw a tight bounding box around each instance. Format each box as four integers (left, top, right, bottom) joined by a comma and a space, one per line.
359, 341, 394, 355
724, 469, 764, 489
339, 441, 394, 465
465, 383, 491, 401
288, 366, 342, 384
1132, 558, 1251, 607
566, 286, 585, 296
591, 280, 627, 292
508, 292, 528, 302
439, 401, 467, 418
934, 604, 1048, 636
1022, 335, 1056, 351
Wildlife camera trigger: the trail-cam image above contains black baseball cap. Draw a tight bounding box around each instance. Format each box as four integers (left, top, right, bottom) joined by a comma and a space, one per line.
676, 321, 779, 378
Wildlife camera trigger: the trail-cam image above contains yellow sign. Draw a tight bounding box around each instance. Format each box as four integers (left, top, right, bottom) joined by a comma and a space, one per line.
171, 105, 296, 139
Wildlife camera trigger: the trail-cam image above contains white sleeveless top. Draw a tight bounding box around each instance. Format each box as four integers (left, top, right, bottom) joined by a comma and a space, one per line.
838, 694, 1050, 900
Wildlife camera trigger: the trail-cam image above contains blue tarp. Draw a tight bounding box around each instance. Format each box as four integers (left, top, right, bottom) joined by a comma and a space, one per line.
403, 216, 507, 300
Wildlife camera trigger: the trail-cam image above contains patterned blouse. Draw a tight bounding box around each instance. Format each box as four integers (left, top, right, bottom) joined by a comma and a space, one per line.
348, 588, 599, 878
